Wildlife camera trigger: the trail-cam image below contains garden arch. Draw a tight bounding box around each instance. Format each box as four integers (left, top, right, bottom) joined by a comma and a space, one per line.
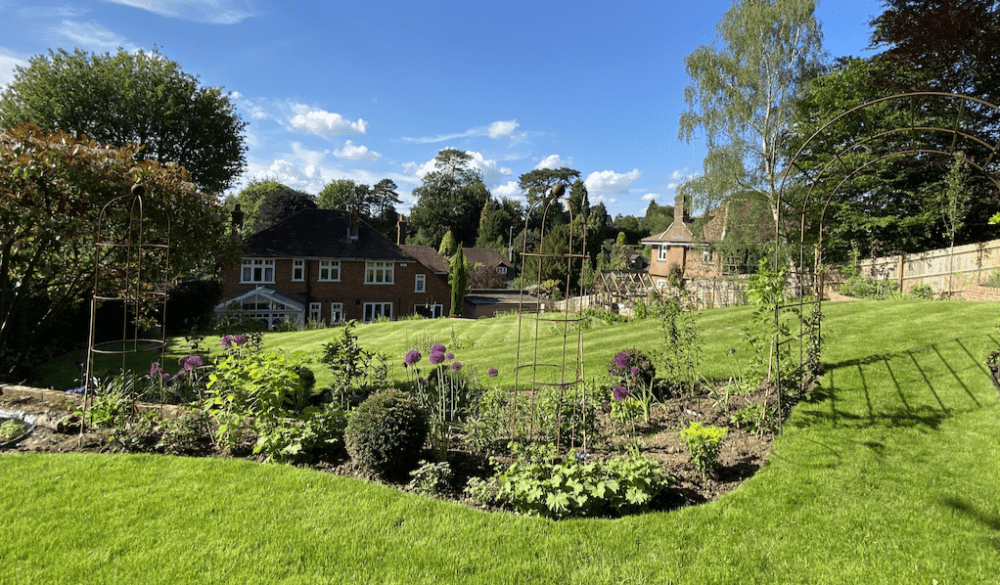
773, 92, 1000, 409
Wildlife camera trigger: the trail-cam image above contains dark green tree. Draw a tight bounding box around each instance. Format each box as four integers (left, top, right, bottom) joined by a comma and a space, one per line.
409, 149, 491, 247
0, 48, 247, 194
449, 247, 469, 316
224, 178, 289, 234
256, 188, 317, 231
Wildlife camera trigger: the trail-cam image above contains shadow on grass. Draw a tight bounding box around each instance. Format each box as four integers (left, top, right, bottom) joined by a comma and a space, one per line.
941, 496, 1000, 532
794, 337, 992, 433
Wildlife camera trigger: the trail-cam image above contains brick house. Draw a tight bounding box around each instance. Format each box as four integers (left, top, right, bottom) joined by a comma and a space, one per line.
216, 209, 451, 328
642, 194, 733, 287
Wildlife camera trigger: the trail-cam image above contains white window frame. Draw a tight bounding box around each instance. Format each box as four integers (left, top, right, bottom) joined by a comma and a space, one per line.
292, 260, 305, 282
415, 274, 426, 293
240, 258, 275, 284
365, 261, 394, 284
308, 302, 321, 323
499, 266, 508, 275
329, 302, 343, 325
318, 260, 341, 282
657, 247, 667, 262
363, 302, 393, 323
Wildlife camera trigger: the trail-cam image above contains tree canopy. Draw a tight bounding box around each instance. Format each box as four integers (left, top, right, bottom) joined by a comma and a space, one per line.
678, 0, 824, 224
409, 149, 491, 247
0, 48, 247, 194
256, 188, 317, 232
0, 124, 240, 378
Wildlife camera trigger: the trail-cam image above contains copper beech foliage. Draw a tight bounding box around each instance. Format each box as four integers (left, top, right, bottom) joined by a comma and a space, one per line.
0, 123, 240, 373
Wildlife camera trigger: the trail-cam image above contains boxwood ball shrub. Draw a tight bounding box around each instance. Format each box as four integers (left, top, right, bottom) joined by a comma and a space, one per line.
345, 388, 429, 479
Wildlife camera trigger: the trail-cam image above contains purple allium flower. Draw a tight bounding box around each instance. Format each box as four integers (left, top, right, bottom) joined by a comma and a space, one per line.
404, 349, 422, 366
451, 361, 462, 372
446, 352, 454, 360
221, 334, 250, 349
429, 350, 445, 365
614, 351, 630, 370
182, 355, 203, 372
630, 366, 640, 376
150, 362, 162, 377
431, 343, 446, 354
488, 367, 499, 378
612, 385, 629, 401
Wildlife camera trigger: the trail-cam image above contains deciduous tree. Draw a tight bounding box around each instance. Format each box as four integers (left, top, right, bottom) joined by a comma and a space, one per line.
0, 124, 239, 377
0, 48, 247, 194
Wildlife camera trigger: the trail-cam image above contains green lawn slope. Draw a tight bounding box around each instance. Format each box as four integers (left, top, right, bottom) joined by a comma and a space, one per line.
2, 300, 998, 584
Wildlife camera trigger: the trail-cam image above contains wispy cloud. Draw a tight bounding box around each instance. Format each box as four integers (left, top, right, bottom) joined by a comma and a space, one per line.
102, 0, 255, 24
0, 48, 30, 87
57, 20, 137, 53
585, 168, 642, 194
402, 119, 521, 143
288, 104, 366, 135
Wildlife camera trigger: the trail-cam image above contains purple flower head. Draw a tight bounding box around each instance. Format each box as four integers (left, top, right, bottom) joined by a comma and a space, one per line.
487, 367, 499, 378
404, 349, 422, 367
630, 366, 640, 377
431, 343, 446, 354
150, 362, 163, 377
612, 385, 629, 402
429, 350, 445, 365
451, 361, 462, 372
445, 352, 454, 360
182, 355, 203, 372
614, 352, 630, 370
221, 334, 249, 349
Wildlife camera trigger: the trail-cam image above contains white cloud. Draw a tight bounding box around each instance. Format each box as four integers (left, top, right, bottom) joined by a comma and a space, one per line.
585, 168, 642, 194
102, 0, 255, 24
57, 20, 137, 53
487, 119, 518, 139
402, 119, 524, 143
333, 140, 381, 160
535, 154, 573, 170
492, 181, 524, 201
641, 193, 658, 202
0, 48, 29, 88
288, 104, 366, 135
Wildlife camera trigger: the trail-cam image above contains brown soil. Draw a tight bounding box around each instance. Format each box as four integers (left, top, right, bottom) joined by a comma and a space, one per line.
0, 387, 775, 510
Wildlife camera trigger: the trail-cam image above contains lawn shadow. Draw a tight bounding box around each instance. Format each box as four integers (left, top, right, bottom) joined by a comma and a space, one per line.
941, 496, 1000, 532
794, 337, 991, 433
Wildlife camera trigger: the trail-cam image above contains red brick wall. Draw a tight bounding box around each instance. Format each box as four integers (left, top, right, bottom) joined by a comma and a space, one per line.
220, 258, 451, 322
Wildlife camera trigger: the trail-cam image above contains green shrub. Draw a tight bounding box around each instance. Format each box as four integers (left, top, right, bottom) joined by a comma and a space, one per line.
907, 284, 934, 300
345, 389, 429, 479
407, 460, 453, 496
839, 275, 899, 299
157, 411, 213, 455
680, 422, 728, 476
491, 442, 671, 519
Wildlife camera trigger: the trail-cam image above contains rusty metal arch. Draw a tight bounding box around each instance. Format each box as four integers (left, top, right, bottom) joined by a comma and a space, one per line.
770, 92, 1000, 425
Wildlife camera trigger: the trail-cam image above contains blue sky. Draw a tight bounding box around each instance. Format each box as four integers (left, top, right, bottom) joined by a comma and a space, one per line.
0, 0, 884, 217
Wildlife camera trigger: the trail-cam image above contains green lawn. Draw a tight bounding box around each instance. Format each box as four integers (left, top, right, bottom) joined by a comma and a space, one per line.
3, 301, 999, 584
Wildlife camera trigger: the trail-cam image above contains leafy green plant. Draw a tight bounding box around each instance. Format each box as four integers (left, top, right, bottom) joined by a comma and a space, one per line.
491, 442, 671, 519
344, 388, 429, 479
157, 411, 213, 456
321, 320, 390, 397
679, 422, 728, 477
407, 460, 453, 496
0, 419, 28, 441
254, 402, 348, 464
907, 284, 934, 300
83, 375, 133, 428
656, 294, 701, 394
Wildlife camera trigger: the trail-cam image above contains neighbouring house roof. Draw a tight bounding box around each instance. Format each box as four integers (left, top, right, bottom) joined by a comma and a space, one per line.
241, 209, 409, 261
462, 247, 515, 272
400, 245, 450, 274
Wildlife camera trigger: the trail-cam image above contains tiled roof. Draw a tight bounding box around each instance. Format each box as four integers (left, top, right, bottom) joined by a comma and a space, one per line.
241, 209, 410, 260
462, 247, 515, 271
400, 245, 450, 274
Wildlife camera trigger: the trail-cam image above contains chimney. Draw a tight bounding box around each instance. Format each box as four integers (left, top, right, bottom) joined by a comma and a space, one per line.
349, 207, 359, 241
231, 204, 244, 236
674, 194, 690, 224
397, 214, 407, 246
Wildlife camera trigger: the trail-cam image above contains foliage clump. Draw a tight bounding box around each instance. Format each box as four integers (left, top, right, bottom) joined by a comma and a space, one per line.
345, 388, 429, 479
680, 422, 728, 477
